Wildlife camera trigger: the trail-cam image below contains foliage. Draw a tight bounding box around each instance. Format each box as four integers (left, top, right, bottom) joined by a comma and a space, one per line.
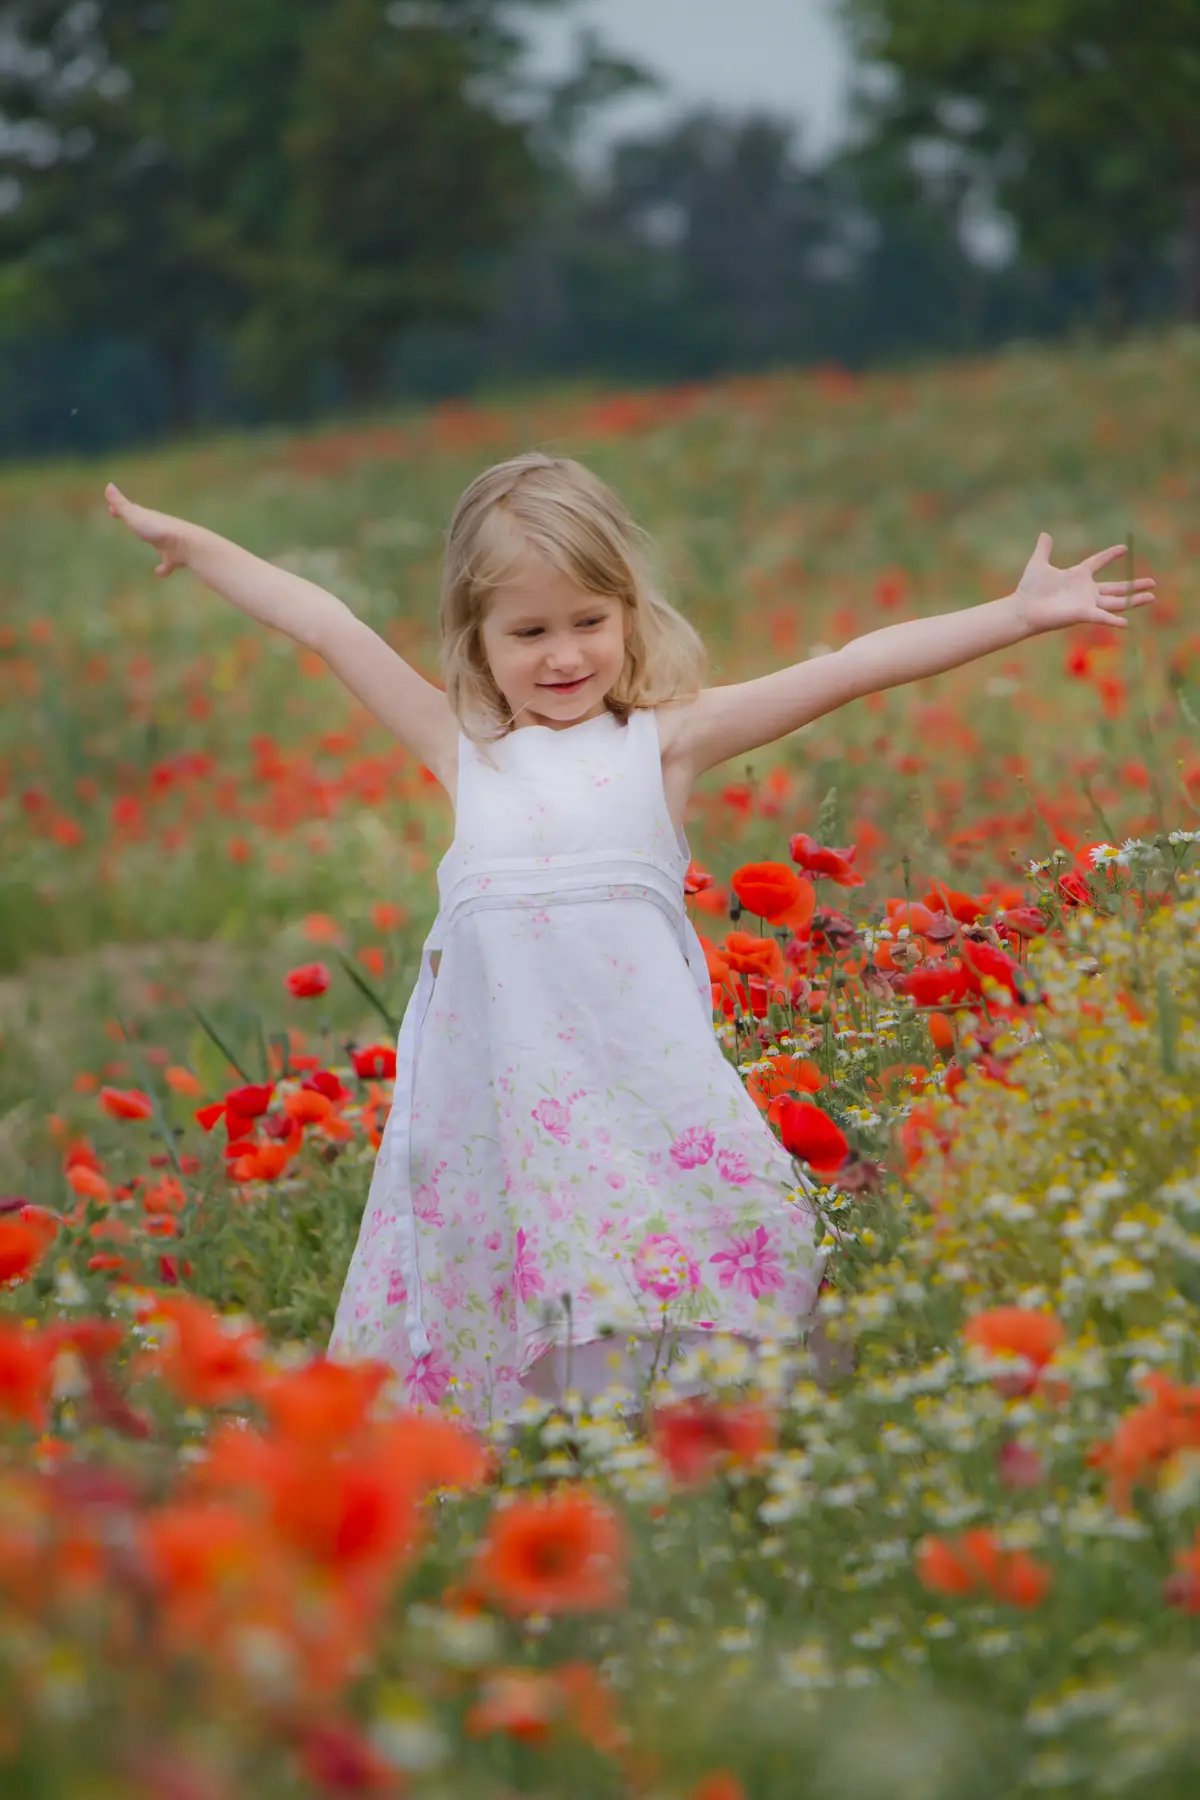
0, 0, 608, 420
2, 872, 1200, 1793
838, 0, 1200, 323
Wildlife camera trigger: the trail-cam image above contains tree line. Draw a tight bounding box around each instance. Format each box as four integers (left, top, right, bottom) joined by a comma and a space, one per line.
0, 0, 1195, 460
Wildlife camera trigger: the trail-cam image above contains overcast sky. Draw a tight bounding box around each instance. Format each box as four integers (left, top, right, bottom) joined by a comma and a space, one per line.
523, 0, 855, 165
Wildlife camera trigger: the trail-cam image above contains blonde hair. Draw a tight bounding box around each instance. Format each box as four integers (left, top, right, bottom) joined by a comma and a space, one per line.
437, 452, 708, 751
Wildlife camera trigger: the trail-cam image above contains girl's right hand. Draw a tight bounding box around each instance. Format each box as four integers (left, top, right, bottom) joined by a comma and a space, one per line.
105, 482, 190, 578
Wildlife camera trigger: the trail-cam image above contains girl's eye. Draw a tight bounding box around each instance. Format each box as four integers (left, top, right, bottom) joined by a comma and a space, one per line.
515, 618, 604, 638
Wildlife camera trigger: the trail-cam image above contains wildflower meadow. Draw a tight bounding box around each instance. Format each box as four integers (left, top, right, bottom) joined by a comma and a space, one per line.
3, 328, 1200, 1798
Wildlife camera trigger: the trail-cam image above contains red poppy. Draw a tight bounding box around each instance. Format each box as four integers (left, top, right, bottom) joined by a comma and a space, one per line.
195, 1082, 276, 1142
996, 905, 1047, 941
651, 1398, 775, 1488
776, 1100, 849, 1174
0, 1219, 48, 1283
267, 1439, 421, 1576
99, 1087, 154, 1120
1057, 868, 1093, 908
960, 941, 1024, 1002
0, 1321, 58, 1430
350, 1044, 397, 1080
923, 882, 986, 924
893, 961, 970, 1007
873, 569, 908, 610
298, 1718, 395, 1795
224, 1083, 274, 1118
789, 833, 863, 888
285, 963, 331, 998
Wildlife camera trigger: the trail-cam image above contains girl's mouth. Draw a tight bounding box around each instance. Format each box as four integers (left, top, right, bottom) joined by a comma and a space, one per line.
538, 677, 589, 693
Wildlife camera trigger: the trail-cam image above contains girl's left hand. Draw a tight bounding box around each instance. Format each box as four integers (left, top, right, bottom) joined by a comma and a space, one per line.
1012, 533, 1156, 635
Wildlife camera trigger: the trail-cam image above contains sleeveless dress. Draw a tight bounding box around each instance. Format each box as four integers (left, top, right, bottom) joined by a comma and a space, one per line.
328, 706, 824, 1426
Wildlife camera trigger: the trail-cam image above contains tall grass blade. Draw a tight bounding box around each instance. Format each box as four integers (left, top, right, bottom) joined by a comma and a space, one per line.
186, 1003, 254, 1084
333, 949, 400, 1036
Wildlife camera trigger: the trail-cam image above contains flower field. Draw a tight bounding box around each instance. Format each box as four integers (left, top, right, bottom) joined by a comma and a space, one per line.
2, 329, 1200, 1797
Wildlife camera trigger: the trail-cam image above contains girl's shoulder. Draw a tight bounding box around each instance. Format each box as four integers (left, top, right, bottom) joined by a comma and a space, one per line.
650, 696, 702, 763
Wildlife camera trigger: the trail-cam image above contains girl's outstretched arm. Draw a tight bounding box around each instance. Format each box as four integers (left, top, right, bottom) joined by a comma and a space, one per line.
106, 482, 353, 645
675, 534, 1156, 776
104, 483, 457, 777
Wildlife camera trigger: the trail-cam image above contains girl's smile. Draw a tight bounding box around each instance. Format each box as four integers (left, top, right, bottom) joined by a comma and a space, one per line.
479, 552, 630, 729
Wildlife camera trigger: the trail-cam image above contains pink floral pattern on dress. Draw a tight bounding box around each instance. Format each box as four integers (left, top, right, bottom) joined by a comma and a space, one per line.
710, 1225, 787, 1300
669, 1126, 715, 1169
633, 1233, 702, 1301
328, 706, 824, 1425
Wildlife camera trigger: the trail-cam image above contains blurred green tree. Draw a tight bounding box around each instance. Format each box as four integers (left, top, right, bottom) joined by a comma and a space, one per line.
837, 0, 1200, 327
0, 0, 641, 422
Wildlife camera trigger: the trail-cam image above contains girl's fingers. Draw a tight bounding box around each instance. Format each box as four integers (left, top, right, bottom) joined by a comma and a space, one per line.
1096, 591, 1153, 612
1082, 544, 1128, 574
1096, 577, 1155, 594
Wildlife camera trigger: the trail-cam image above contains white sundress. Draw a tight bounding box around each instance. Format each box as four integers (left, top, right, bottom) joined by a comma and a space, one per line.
328, 705, 824, 1426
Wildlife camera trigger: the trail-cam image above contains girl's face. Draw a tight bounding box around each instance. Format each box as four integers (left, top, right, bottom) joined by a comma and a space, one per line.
479, 551, 630, 731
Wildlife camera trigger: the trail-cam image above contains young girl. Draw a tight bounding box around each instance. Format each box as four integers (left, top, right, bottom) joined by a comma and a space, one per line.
105, 454, 1153, 1426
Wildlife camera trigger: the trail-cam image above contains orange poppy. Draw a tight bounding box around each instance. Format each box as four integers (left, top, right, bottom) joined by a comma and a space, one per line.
691, 1776, 748, 1800
744, 1053, 824, 1119
283, 1087, 334, 1125
65, 1164, 112, 1203
147, 1295, 264, 1407
372, 1412, 492, 1496
466, 1669, 560, 1743
884, 899, 940, 934
720, 932, 786, 983
163, 1065, 204, 1097
962, 1308, 1065, 1394
476, 1487, 626, 1615
140, 1499, 262, 1603
554, 1660, 626, 1757
257, 1356, 394, 1446
302, 913, 343, 943
226, 1132, 304, 1183
916, 1529, 1051, 1607
730, 862, 815, 930
1088, 1374, 1200, 1512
